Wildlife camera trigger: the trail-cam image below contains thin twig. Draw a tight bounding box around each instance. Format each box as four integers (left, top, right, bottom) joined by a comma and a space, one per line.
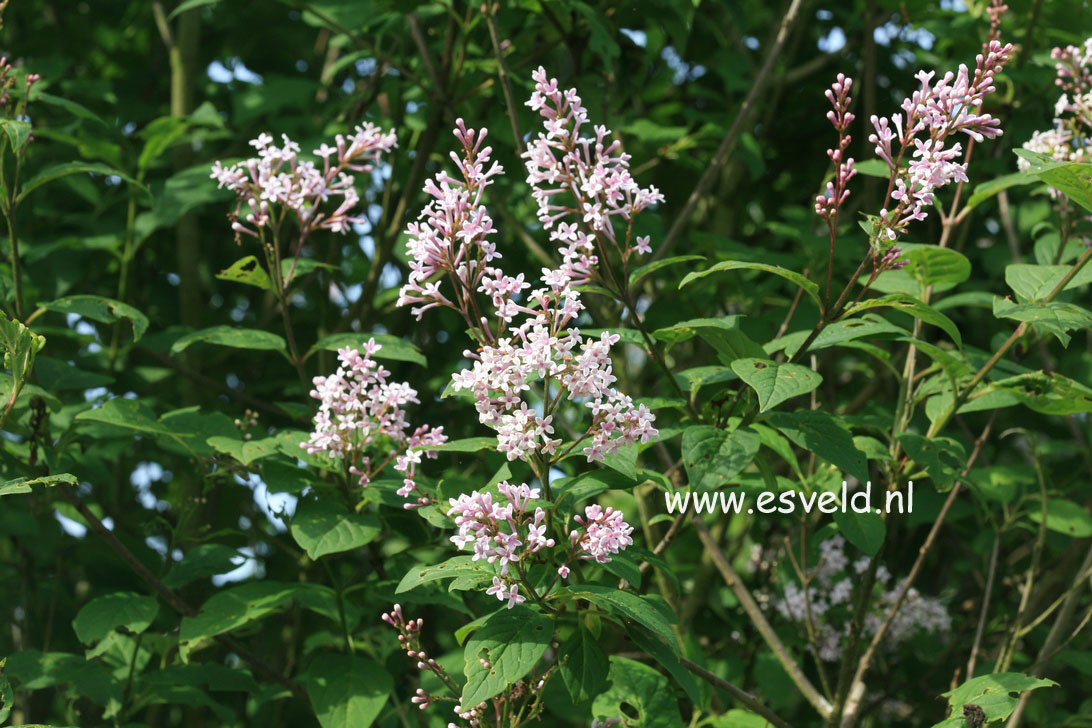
966, 530, 1001, 678
679, 656, 794, 728
483, 3, 525, 157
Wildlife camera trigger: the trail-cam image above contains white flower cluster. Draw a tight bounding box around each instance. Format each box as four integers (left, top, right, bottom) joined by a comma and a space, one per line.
773, 535, 950, 661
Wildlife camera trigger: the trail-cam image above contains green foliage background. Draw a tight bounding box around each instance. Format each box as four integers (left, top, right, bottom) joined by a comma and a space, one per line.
1, 0, 1092, 726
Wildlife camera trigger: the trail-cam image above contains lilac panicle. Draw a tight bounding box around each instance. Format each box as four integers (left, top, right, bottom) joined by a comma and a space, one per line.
303, 339, 445, 507
853, 5, 1014, 243
397, 70, 659, 466
210, 124, 397, 248
522, 66, 665, 275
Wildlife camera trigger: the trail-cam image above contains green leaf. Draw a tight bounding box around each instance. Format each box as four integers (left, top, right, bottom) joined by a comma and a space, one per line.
897, 433, 966, 491
628, 255, 705, 288
990, 371, 1092, 415
993, 296, 1092, 347
1028, 499, 1092, 538
963, 172, 1037, 213
396, 555, 492, 594
4, 650, 121, 709
73, 592, 158, 644
558, 624, 609, 705
869, 245, 971, 297
178, 582, 300, 660
730, 358, 822, 413
207, 436, 280, 466
0, 658, 12, 724
170, 326, 287, 355
282, 256, 335, 283
0, 119, 32, 153
592, 657, 683, 728
0, 314, 46, 397
0, 473, 76, 498
34, 356, 113, 391
569, 585, 678, 653
305, 654, 392, 728
306, 332, 426, 366
1005, 263, 1092, 302
461, 605, 553, 707
853, 158, 892, 178
424, 436, 495, 453
163, 544, 241, 589
17, 161, 143, 203
766, 410, 868, 483
290, 498, 381, 559
933, 672, 1056, 727
38, 295, 149, 342
771, 315, 907, 359
1013, 149, 1092, 212
75, 399, 174, 436
680, 261, 821, 309
846, 294, 962, 348
625, 624, 702, 704
834, 510, 885, 556
601, 441, 639, 480
682, 425, 760, 491
216, 256, 272, 290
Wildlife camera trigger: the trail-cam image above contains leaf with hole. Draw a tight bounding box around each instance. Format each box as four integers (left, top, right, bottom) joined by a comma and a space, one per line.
730, 358, 822, 412
992, 296, 1092, 347
216, 255, 271, 290
591, 657, 683, 728
682, 425, 760, 491
461, 605, 553, 707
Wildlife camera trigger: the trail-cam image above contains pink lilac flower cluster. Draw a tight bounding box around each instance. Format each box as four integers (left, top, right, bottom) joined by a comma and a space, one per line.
209, 124, 397, 250
569, 504, 634, 564
397, 71, 659, 465
863, 24, 1013, 241
814, 73, 858, 224
773, 536, 949, 661
447, 482, 555, 607
450, 327, 658, 463
1019, 38, 1092, 184
303, 339, 445, 506
446, 484, 636, 603
522, 66, 664, 278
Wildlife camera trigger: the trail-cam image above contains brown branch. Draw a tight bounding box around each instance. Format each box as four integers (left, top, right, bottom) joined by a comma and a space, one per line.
695, 518, 833, 718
